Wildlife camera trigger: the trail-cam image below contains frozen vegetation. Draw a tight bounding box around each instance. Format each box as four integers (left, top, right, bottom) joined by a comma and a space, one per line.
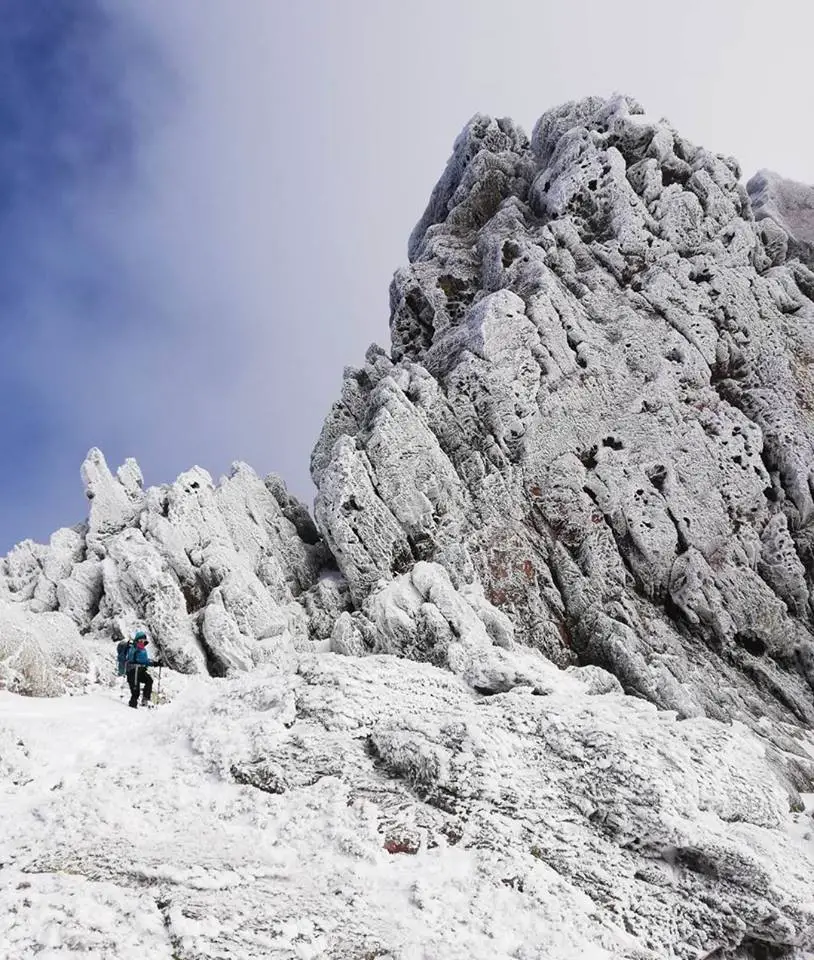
2, 94, 814, 957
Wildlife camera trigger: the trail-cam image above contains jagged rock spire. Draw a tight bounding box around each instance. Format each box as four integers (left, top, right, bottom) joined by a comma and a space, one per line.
314, 94, 814, 728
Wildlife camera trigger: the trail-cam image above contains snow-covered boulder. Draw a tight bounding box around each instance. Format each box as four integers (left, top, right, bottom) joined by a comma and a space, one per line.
330, 561, 558, 695
174, 655, 814, 959
0, 599, 92, 696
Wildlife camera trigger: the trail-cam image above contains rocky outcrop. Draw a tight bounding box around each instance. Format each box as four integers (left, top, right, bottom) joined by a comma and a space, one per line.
748, 169, 814, 269
0, 451, 347, 689
5, 95, 814, 738
6, 95, 814, 733
313, 94, 814, 733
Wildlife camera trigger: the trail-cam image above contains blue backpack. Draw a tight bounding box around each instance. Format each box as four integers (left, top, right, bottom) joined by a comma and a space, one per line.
116, 640, 134, 676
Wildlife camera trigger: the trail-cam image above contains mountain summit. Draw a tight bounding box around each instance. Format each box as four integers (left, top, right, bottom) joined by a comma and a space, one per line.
2, 95, 814, 958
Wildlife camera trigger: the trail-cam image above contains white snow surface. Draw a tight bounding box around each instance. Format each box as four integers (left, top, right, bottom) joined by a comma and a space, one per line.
2, 653, 813, 959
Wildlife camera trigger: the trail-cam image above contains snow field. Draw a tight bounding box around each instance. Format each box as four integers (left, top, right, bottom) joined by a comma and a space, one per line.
2, 653, 813, 958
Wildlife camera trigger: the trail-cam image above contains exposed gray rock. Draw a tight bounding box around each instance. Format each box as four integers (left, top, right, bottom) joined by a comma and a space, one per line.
748, 169, 814, 269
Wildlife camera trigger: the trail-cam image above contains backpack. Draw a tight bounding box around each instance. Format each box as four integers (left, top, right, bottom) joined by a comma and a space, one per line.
117, 640, 136, 675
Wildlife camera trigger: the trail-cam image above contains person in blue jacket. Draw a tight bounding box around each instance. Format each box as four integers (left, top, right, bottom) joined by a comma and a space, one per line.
125, 630, 162, 709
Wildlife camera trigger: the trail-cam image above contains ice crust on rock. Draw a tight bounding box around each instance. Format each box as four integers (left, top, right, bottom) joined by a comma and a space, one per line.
314, 93, 814, 733
0, 449, 340, 687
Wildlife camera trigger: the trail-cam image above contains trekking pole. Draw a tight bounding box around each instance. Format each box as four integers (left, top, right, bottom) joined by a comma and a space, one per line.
156, 665, 162, 705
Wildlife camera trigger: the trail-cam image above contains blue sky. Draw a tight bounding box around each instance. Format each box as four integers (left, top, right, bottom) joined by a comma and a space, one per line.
2, 0, 813, 552
0, 1, 164, 547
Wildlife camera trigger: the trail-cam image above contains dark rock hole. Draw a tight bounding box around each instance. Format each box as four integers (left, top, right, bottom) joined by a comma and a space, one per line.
735, 632, 767, 657
646, 464, 667, 492
502, 240, 522, 269
580, 446, 598, 470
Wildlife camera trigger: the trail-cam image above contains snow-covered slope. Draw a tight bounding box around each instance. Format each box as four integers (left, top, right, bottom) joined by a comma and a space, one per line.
2, 94, 814, 957
2, 656, 813, 959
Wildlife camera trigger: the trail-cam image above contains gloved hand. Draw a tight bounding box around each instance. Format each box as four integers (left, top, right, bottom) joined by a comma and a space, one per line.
152, 660, 163, 668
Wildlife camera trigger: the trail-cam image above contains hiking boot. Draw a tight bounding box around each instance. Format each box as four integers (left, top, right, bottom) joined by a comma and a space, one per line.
129, 701, 138, 709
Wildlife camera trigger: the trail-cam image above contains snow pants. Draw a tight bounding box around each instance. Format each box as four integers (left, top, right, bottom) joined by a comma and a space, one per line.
127, 666, 153, 707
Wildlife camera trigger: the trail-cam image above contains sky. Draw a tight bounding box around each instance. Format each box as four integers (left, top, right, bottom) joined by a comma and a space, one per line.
1, 0, 813, 552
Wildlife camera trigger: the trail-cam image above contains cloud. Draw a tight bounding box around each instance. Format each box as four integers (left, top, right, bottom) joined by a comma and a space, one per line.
2, 0, 813, 551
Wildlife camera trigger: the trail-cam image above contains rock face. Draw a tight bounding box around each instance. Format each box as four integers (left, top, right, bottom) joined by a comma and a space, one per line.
314, 94, 814, 736
748, 169, 814, 269
4, 94, 814, 732
3, 94, 814, 730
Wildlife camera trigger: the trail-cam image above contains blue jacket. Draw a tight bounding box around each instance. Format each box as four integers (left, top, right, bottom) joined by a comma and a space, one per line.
126, 646, 158, 670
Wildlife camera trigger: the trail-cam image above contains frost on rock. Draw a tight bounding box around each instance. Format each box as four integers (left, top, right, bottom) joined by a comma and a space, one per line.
330, 560, 563, 695
5, 657, 810, 959
207, 656, 814, 957
3, 92, 814, 959
748, 169, 814, 269
0, 451, 341, 682
82, 448, 145, 555
0, 599, 94, 696
314, 93, 814, 732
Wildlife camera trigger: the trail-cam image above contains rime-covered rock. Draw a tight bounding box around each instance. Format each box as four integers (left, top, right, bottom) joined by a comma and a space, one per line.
748, 169, 814, 268
2, 92, 814, 960
314, 93, 814, 731
0, 452, 338, 682
177, 655, 814, 959
82, 448, 145, 555
0, 600, 93, 696
100, 529, 206, 673
331, 560, 536, 693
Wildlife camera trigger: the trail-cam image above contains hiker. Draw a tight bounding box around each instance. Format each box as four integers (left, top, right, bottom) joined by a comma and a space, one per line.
125, 631, 162, 709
